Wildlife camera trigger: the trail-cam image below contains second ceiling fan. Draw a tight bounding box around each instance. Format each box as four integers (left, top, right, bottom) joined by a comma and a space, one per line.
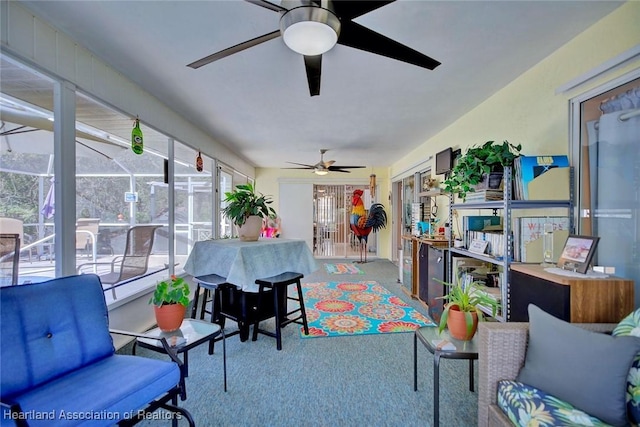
187, 0, 441, 96
284, 149, 365, 175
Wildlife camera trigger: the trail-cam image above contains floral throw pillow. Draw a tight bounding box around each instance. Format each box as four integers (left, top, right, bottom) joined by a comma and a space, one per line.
613, 309, 640, 426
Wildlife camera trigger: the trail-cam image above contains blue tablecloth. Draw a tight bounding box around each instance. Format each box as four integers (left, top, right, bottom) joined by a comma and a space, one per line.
183, 238, 318, 293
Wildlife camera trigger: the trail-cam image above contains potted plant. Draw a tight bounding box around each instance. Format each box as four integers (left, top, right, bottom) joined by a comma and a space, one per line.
437, 277, 500, 341
221, 182, 277, 241
149, 275, 190, 332
443, 140, 521, 200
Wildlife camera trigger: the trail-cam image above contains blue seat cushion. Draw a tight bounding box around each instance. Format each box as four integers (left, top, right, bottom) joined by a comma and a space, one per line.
7, 355, 180, 427
497, 380, 610, 427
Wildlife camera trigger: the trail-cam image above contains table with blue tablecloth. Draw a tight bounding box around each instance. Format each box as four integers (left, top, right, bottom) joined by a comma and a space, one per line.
183, 238, 318, 341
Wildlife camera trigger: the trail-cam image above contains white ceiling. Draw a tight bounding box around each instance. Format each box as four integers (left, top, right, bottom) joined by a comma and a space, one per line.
19, 0, 623, 171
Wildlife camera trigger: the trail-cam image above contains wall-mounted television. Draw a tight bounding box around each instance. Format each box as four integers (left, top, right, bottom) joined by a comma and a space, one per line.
435, 147, 453, 175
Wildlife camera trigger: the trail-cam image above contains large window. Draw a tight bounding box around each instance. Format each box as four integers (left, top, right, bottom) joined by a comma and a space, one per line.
174, 142, 213, 269
0, 55, 56, 282
72, 92, 171, 300
1, 52, 252, 302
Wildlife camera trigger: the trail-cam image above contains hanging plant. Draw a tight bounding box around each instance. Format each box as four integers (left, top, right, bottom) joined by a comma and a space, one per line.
443, 140, 521, 199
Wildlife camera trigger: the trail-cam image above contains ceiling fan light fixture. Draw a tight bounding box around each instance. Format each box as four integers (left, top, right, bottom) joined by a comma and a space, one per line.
280, 6, 340, 56
314, 169, 329, 176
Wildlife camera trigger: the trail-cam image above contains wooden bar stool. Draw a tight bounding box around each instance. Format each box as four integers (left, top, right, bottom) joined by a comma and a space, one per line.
251, 272, 309, 350
192, 274, 228, 321
192, 274, 237, 353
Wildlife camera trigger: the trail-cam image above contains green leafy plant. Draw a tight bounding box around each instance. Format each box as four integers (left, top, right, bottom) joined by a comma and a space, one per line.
149, 275, 190, 307
443, 140, 521, 199
221, 182, 277, 227
437, 277, 501, 336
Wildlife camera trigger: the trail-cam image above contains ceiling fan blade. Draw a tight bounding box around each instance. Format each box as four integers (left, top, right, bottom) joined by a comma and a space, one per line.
327, 169, 352, 173
285, 161, 315, 168
338, 21, 441, 70
245, 0, 288, 13
323, 160, 336, 167
328, 165, 366, 170
187, 30, 281, 69
304, 55, 322, 97
332, 0, 395, 20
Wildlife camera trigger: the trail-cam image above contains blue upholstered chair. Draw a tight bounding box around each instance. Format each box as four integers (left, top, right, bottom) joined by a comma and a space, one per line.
0, 274, 195, 426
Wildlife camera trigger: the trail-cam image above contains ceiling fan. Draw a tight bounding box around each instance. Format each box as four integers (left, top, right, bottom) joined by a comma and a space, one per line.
187, 0, 441, 96
284, 149, 365, 175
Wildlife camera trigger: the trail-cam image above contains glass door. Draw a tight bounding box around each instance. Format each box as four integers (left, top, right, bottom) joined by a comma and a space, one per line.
573, 75, 640, 305
313, 184, 368, 259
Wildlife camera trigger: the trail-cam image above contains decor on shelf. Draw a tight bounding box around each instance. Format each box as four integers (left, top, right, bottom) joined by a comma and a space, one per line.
437, 278, 500, 340
443, 140, 521, 200
149, 275, 190, 332
556, 234, 600, 274
221, 183, 277, 241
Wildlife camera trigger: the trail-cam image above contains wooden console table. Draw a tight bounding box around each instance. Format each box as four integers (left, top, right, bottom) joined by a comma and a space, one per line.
510, 263, 634, 323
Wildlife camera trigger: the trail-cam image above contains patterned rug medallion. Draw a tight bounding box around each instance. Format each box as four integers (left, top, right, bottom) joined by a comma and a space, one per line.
300, 281, 435, 338
324, 263, 365, 275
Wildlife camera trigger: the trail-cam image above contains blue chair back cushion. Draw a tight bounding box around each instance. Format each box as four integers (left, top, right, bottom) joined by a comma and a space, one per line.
1, 274, 115, 399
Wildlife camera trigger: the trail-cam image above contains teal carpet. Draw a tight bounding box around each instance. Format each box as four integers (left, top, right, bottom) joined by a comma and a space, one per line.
300, 281, 435, 338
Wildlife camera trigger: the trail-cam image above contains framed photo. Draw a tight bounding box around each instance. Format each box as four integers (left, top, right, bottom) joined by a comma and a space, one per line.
556, 235, 600, 274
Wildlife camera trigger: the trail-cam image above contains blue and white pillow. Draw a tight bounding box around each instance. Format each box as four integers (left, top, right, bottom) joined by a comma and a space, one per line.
613, 309, 640, 426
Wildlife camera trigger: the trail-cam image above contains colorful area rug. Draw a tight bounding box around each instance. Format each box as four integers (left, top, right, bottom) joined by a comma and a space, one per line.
324, 263, 364, 275
300, 281, 435, 338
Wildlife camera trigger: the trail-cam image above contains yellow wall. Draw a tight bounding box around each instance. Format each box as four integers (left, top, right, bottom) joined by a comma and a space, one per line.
255, 1, 640, 260
392, 2, 639, 179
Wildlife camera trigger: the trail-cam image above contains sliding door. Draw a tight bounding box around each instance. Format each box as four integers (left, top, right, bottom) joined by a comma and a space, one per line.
572, 74, 640, 306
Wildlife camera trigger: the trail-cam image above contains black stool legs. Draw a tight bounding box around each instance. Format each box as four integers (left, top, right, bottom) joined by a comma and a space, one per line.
251, 272, 308, 350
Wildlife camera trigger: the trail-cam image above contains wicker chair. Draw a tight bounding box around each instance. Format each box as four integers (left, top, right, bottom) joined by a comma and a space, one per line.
477, 321, 617, 427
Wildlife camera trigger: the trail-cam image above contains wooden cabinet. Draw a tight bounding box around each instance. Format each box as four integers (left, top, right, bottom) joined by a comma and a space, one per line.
415, 239, 450, 321
426, 245, 448, 322
401, 235, 418, 297
510, 264, 634, 323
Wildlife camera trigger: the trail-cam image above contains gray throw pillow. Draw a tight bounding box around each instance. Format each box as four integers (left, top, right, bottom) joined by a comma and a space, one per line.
516, 304, 640, 426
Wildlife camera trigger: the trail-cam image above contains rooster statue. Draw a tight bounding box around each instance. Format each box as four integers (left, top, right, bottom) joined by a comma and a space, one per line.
350, 189, 387, 263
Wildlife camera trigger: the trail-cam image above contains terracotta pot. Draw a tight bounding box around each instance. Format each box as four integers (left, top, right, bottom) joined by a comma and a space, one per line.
446, 304, 478, 341
154, 303, 186, 332
236, 215, 263, 242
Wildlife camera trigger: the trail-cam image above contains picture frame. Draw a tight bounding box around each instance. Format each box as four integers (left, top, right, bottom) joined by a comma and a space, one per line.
556, 235, 600, 274
469, 239, 489, 254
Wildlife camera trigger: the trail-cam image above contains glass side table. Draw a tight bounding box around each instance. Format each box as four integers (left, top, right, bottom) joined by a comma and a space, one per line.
413, 326, 478, 427
134, 319, 227, 392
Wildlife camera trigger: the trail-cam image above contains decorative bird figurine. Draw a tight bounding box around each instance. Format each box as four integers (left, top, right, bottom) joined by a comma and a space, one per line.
350, 189, 388, 263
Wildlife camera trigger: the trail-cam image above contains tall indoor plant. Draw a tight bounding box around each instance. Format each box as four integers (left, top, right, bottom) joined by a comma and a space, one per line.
437, 278, 500, 340
222, 183, 277, 241
149, 275, 190, 332
443, 140, 521, 200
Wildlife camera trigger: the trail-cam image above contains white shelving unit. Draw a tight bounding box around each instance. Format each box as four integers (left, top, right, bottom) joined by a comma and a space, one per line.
447, 167, 574, 321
